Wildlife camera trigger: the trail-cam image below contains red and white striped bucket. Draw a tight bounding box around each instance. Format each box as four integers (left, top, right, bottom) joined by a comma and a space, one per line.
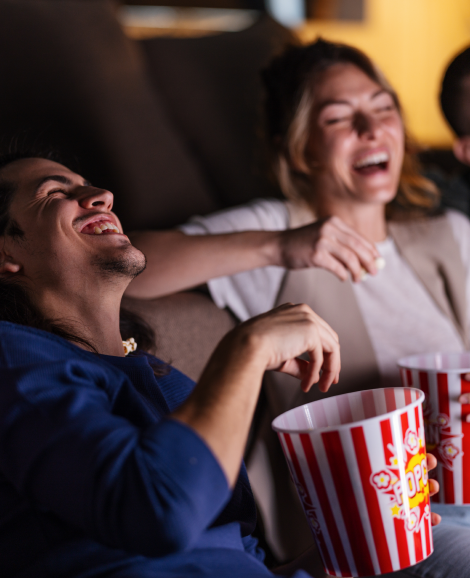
272, 388, 433, 577
398, 352, 470, 505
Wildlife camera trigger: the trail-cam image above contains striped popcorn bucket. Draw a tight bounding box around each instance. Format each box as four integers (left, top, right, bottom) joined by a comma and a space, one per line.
272, 388, 433, 577
398, 352, 470, 504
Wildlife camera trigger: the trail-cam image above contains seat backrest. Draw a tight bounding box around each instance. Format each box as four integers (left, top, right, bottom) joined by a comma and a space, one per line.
140, 15, 294, 209
122, 292, 236, 381
0, 0, 217, 230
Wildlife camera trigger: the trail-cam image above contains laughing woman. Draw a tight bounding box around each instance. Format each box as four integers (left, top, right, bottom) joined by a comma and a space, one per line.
128, 39, 470, 574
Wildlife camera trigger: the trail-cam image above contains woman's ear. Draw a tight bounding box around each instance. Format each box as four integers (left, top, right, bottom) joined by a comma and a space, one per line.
0, 243, 21, 274
453, 136, 470, 167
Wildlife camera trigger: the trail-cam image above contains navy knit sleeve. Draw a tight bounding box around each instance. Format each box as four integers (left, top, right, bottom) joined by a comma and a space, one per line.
0, 328, 231, 558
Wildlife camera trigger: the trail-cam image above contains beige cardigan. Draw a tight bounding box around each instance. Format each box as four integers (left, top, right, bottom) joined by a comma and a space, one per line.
247, 214, 468, 562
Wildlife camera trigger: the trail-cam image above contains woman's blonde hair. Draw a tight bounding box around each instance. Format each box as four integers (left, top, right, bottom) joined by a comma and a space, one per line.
262, 38, 440, 220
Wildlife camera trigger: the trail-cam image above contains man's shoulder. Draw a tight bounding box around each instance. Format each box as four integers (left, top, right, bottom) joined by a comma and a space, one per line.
0, 321, 94, 366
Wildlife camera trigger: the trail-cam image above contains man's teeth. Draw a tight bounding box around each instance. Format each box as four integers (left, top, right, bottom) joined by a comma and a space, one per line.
92, 222, 119, 235
354, 152, 389, 169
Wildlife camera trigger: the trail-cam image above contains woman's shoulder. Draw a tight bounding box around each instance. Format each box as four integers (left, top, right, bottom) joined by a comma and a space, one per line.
444, 208, 470, 231
179, 198, 291, 234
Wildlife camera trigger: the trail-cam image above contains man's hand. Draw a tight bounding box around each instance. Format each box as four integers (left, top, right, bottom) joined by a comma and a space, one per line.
236, 302, 340, 393
458, 373, 470, 421
426, 453, 441, 526
173, 303, 340, 485
278, 215, 381, 282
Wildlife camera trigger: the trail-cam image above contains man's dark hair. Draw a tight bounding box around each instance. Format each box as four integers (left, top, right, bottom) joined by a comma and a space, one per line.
440, 45, 470, 137
0, 277, 157, 357
0, 149, 158, 358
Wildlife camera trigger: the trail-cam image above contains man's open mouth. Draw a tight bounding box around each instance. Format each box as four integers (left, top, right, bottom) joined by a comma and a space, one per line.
80, 218, 120, 235
352, 151, 390, 175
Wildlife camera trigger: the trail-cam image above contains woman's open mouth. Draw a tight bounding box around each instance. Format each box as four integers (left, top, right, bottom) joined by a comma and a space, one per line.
352, 151, 389, 175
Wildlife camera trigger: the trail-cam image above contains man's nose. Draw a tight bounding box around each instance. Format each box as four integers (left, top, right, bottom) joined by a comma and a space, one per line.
78, 187, 114, 211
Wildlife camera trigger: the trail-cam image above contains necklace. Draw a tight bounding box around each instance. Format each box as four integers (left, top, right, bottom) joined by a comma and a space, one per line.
123, 337, 137, 356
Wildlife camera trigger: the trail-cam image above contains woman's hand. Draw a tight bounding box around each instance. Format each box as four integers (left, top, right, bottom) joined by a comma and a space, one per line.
278, 215, 382, 282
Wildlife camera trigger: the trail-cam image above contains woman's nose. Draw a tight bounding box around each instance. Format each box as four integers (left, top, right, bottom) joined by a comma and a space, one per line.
354, 113, 380, 139
78, 188, 114, 211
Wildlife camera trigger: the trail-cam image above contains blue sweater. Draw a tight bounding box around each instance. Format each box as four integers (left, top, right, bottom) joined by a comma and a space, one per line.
0, 322, 310, 578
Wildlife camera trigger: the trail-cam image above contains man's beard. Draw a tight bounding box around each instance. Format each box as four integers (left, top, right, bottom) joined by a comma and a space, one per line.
93, 247, 147, 280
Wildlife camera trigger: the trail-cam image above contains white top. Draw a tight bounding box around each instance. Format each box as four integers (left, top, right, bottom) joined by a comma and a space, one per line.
180, 199, 470, 386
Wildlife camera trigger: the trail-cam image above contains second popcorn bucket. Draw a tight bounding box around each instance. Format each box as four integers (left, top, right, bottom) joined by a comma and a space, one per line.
399, 352, 470, 504
272, 388, 433, 577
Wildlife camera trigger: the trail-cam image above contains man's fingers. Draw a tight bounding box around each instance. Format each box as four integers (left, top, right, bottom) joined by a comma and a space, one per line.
426, 454, 439, 500
459, 391, 470, 421
316, 350, 341, 393
260, 303, 340, 393
428, 478, 439, 497
426, 453, 437, 471
459, 392, 470, 404
431, 512, 441, 526
275, 357, 314, 380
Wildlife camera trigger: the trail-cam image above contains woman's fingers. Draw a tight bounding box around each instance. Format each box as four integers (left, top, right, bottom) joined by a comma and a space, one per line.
314, 250, 350, 281
310, 218, 381, 282
281, 216, 381, 282
332, 216, 380, 258
325, 216, 380, 274
322, 242, 369, 283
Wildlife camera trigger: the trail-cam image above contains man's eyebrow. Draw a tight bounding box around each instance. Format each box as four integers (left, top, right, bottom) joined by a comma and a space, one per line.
35, 175, 91, 193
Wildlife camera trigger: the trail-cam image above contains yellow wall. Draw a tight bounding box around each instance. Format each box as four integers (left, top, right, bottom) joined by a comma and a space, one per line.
296, 0, 470, 147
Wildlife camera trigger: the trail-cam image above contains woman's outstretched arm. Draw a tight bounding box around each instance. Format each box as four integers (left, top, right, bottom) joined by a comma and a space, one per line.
126, 216, 380, 299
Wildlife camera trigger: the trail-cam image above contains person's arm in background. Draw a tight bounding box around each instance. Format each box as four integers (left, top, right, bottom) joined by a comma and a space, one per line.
126, 216, 380, 300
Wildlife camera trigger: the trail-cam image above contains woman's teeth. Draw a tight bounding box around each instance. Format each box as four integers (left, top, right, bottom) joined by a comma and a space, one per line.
353, 152, 389, 169
93, 222, 120, 235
